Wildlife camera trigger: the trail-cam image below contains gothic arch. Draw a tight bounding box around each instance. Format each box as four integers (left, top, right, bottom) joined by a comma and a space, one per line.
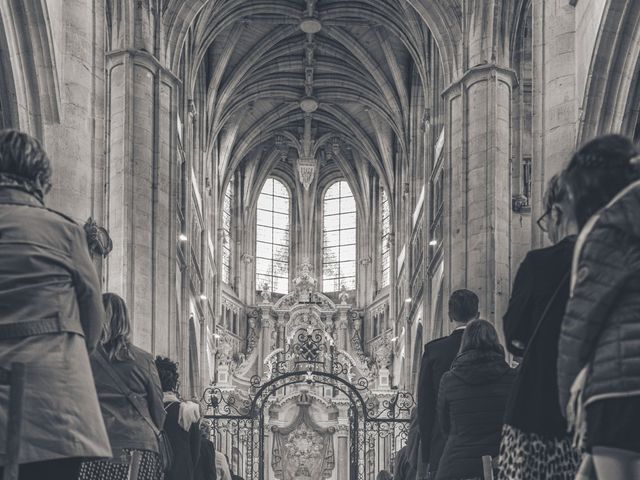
404, 0, 462, 85
0, 14, 18, 129
579, 0, 640, 142
0, 0, 60, 138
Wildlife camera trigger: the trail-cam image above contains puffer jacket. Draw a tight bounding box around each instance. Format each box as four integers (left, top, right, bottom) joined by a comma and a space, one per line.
557, 180, 640, 414
435, 349, 515, 480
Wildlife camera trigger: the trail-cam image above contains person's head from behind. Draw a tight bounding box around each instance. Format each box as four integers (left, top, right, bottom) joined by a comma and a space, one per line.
376, 470, 393, 480
459, 319, 504, 356
200, 419, 212, 440
565, 134, 640, 229
0, 129, 52, 200
539, 171, 578, 244
102, 293, 133, 361
448, 289, 479, 325
155, 355, 179, 393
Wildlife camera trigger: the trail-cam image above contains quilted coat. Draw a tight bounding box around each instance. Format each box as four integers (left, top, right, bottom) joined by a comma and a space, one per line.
435, 349, 515, 480
557, 180, 640, 413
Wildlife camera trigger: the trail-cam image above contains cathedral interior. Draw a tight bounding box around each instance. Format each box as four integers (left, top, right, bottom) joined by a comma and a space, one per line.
1, 0, 640, 479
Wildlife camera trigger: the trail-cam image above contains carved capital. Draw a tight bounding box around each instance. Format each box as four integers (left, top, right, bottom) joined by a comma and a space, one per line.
84, 217, 113, 259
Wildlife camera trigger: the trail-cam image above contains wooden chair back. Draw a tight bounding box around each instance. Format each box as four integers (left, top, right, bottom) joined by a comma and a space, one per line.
482, 455, 496, 480
0, 363, 25, 480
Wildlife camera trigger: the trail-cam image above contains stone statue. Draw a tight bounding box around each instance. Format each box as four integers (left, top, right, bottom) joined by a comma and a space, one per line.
261, 282, 272, 304
338, 284, 349, 305
293, 259, 317, 302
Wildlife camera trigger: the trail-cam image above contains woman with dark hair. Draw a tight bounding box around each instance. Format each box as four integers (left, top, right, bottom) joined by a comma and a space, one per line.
155, 356, 202, 480
436, 320, 515, 480
498, 172, 581, 479
376, 470, 393, 480
0, 129, 110, 479
557, 134, 640, 478
79, 293, 165, 480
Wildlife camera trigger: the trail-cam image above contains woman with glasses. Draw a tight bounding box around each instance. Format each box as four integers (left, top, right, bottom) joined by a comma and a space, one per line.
498, 173, 581, 479
557, 134, 640, 478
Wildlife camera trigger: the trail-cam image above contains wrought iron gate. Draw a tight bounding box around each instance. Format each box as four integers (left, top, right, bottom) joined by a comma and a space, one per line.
202, 330, 415, 480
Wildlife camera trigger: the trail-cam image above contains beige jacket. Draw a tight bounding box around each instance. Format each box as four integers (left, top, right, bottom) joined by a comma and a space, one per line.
0, 187, 111, 464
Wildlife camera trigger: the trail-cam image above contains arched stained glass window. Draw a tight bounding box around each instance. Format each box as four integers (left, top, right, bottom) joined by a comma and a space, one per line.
256, 178, 290, 294
380, 188, 390, 288
222, 180, 233, 285
322, 181, 356, 292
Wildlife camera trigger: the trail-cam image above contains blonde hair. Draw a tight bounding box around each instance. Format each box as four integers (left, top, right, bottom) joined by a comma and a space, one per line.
101, 293, 134, 361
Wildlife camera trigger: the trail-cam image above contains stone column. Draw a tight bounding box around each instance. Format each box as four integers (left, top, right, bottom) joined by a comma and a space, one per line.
337, 427, 349, 480
258, 304, 274, 376
531, 0, 577, 247
443, 64, 515, 336
104, 1, 180, 356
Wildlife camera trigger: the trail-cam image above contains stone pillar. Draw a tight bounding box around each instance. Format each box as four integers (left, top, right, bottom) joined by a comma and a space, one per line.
43, 0, 106, 223
531, 0, 577, 247
443, 64, 515, 335
258, 304, 274, 375
104, 1, 180, 357
337, 428, 349, 480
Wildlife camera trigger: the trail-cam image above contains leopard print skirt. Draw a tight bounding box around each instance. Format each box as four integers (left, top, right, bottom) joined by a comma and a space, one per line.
497, 424, 581, 480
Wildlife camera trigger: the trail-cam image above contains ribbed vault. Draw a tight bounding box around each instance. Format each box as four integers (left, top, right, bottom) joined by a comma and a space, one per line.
180, 0, 444, 202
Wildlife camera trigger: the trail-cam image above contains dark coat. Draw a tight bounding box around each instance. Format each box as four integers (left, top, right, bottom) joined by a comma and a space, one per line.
503, 236, 575, 357
435, 349, 515, 480
0, 187, 111, 464
417, 328, 464, 473
502, 236, 574, 438
394, 445, 417, 480
90, 344, 165, 455
194, 437, 217, 480
163, 400, 202, 480
558, 180, 640, 413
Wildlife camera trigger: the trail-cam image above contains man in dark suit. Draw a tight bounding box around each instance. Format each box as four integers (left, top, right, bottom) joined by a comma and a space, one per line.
417, 289, 479, 478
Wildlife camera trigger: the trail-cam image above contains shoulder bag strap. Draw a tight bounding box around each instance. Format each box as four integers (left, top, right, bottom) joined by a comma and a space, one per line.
95, 349, 161, 436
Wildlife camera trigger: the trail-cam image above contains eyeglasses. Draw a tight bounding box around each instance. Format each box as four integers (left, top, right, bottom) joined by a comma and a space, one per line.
536, 209, 551, 232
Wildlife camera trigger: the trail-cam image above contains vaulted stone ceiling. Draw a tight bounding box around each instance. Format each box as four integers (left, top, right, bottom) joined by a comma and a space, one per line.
184, 0, 437, 197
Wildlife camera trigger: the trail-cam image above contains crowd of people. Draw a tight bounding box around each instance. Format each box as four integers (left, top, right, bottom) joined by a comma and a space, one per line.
0, 130, 239, 480
1, 128, 640, 480
393, 134, 640, 480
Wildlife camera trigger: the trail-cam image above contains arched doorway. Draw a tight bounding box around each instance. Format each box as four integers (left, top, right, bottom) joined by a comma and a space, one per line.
578, 0, 640, 142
